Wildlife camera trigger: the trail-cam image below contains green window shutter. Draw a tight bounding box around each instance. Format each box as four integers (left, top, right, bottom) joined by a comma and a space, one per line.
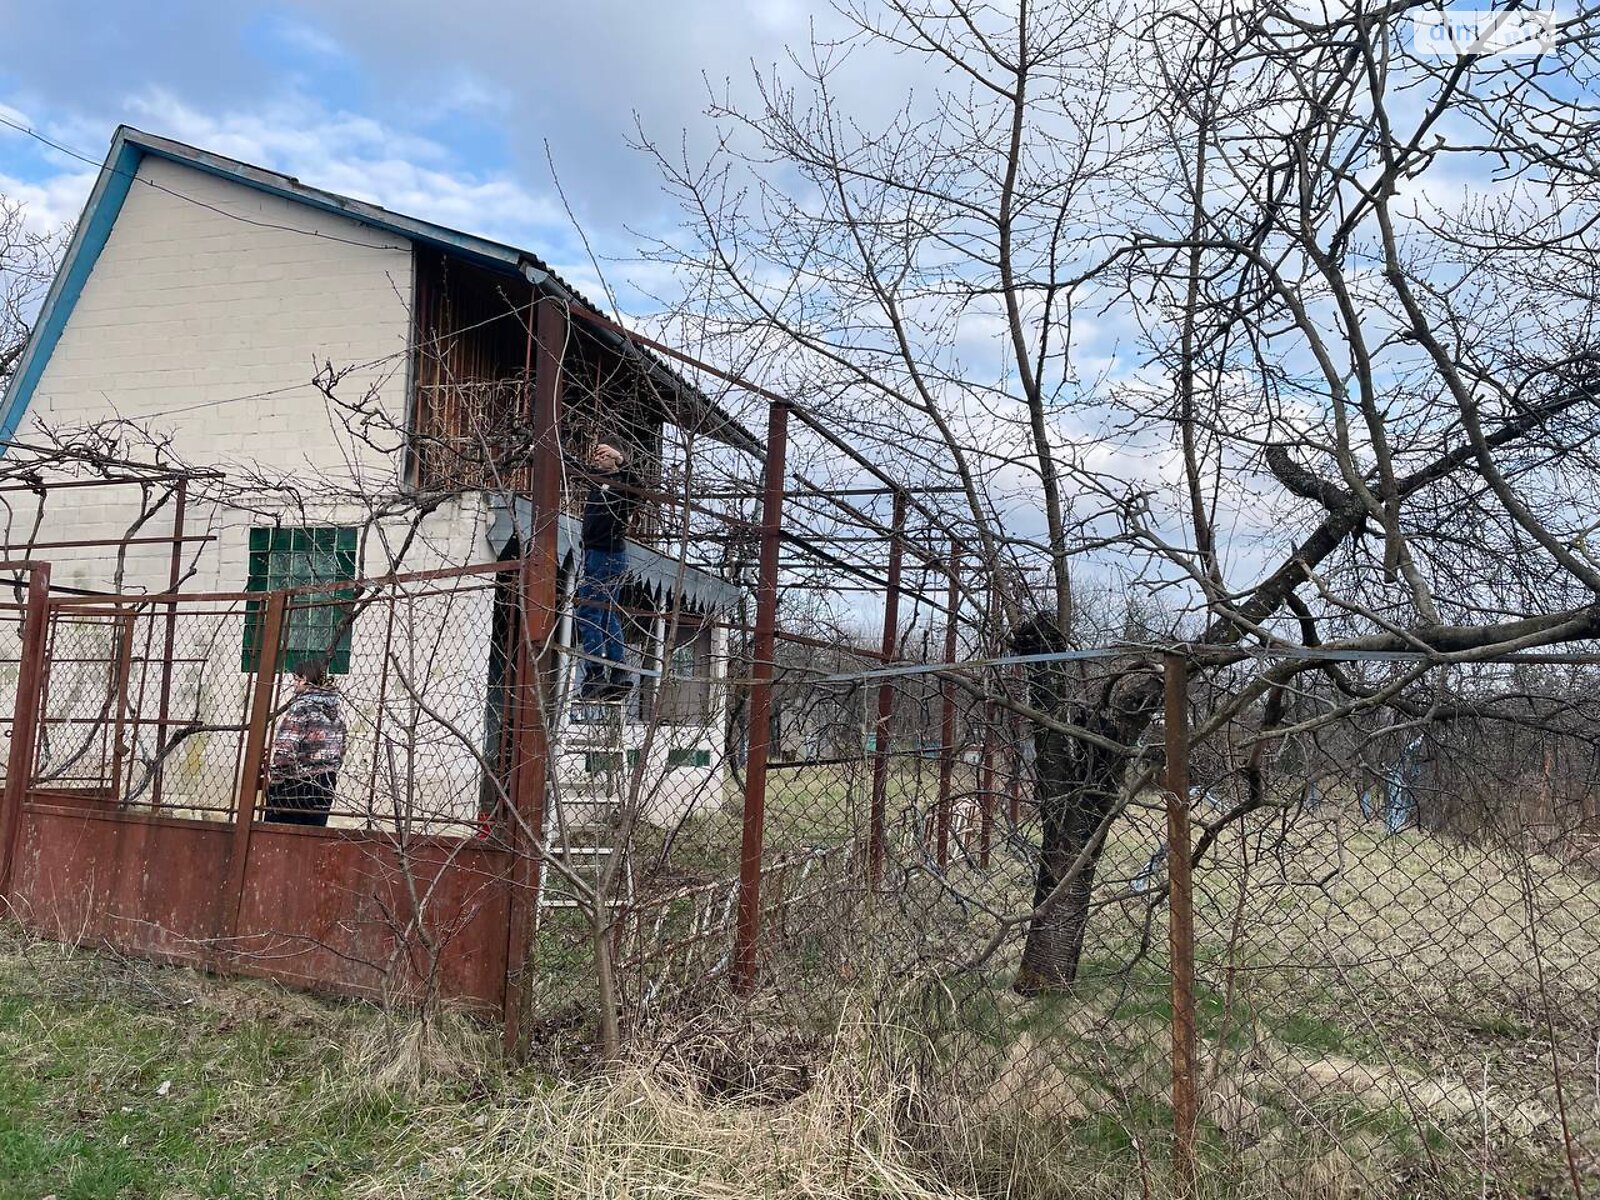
666, 747, 712, 769
241, 526, 359, 673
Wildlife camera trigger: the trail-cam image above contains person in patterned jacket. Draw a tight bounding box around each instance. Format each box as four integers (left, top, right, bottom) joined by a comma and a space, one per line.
263, 657, 347, 827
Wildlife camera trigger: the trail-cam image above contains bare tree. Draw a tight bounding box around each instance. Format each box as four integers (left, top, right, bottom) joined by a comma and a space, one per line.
641, 0, 1600, 991
0, 195, 66, 391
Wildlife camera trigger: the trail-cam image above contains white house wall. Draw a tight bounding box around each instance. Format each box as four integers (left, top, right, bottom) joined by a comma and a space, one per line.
15, 153, 441, 589
3, 154, 503, 830
27, 156, 413, 480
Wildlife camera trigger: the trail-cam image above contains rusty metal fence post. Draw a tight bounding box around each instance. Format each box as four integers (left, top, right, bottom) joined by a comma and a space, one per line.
108, 611, 136, 800
0, 562, 51, 900
868, 489, 905, 887
151, 476, 187, 810
936, 542, 960, 868
733, 399, 788, 994
502, 293, 564, 1055
1164, 652, 1198, 1197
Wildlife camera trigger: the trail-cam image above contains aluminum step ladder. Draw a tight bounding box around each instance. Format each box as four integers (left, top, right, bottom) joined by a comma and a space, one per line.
540, 698, 627, 911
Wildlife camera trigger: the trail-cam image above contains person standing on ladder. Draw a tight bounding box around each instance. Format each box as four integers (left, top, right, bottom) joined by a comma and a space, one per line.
577, 441, 638, 700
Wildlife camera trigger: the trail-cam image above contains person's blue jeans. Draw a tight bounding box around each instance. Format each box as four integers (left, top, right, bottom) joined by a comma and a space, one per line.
577, 548, 627, 689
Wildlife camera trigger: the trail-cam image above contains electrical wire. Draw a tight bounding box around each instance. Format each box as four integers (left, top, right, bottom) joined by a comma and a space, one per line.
105, 294, 545, 420
0, 113, 407, 252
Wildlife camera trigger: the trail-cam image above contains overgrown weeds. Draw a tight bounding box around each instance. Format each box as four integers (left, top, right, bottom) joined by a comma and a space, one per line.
0, 917, 1591, 1198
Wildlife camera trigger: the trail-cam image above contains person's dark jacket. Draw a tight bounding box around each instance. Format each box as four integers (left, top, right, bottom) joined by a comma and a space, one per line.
581, 467, 638, 553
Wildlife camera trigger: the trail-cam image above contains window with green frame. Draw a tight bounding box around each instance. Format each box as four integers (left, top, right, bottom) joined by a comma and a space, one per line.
242, 527, 358, 673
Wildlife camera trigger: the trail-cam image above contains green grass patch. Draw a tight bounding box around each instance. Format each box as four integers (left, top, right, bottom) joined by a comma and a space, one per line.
1272, 1011, 1356, 1057
0, 942, 459, 1200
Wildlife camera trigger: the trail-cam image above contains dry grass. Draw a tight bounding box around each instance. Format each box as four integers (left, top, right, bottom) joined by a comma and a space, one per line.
715, 798, 1600, 1197
367, 1056, 959, 1199
338, 1009, 501, 1100
5, 784, 1599, 1198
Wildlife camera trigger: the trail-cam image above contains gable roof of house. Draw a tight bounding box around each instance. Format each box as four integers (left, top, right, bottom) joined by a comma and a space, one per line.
1, 125, 762, 456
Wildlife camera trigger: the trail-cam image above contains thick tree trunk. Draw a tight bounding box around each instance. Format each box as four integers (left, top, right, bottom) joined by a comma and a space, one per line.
1013, 729, 1127, 994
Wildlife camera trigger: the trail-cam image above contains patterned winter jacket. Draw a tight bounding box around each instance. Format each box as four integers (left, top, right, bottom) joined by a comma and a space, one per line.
270, 686, 347, 779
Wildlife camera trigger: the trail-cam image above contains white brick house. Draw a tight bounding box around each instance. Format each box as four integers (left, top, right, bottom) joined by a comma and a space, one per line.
2, 127, 754, 832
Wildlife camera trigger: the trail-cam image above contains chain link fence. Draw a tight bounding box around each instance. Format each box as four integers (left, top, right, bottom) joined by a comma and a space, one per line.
4, 562, 1598, 1196
678, 648, 1600, 1197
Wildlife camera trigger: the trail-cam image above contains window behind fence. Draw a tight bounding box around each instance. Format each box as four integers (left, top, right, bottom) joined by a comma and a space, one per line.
655, 622, 713, 724
242, 526, 358, 672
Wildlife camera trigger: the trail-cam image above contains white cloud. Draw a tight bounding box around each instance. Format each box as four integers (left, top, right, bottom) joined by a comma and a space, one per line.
130, 90, 592, 267
0, 167, 97, 233
0, 102, 98, 231
0, 87, 576, 257
426, 73, 513, 119
273, 19, 347, 61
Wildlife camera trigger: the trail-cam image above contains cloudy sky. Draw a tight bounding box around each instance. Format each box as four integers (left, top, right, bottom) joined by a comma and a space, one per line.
0, 0, 848, 308
0, 0, 1382, 598
1, 1, 1540, 607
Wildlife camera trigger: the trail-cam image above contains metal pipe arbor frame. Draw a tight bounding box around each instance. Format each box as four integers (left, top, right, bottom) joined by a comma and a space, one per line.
0, 329, 1185, 1118
0, 306, 1014, 1084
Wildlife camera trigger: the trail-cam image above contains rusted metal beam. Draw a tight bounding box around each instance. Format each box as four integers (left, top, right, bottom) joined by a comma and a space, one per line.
0, 564, 51, 899
0, 476, 193, 493
785, 408, 964, 547
768, 625, 890, 662
1164, 652, 1198, 1199
0, 534, 216, 552
502, 293, 564, 1054
693, 484, 966, 501
48, 551, 518, 607
733, 399, 789, 994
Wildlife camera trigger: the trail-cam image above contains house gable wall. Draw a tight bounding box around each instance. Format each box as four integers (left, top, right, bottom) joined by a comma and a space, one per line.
26, 154, 413, 480
9, 155, 500, 596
